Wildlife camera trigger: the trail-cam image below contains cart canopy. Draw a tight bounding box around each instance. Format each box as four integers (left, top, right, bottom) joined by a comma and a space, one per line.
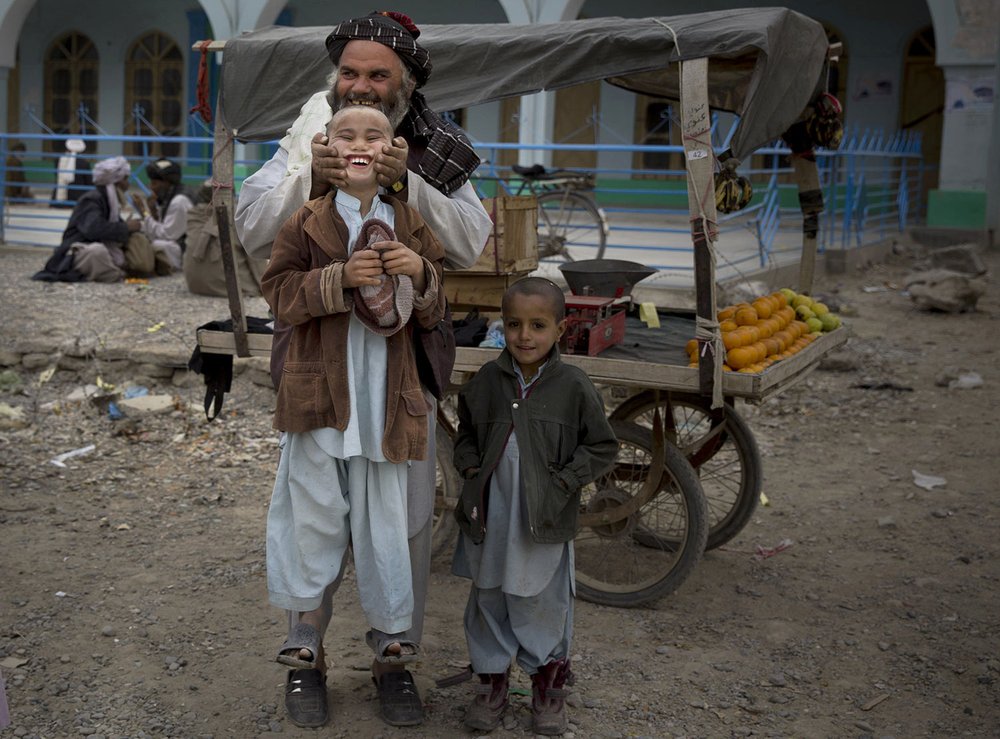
219, 7, 829, 162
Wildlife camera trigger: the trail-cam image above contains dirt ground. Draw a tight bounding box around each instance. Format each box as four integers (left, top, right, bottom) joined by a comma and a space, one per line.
1, 238, 998, 739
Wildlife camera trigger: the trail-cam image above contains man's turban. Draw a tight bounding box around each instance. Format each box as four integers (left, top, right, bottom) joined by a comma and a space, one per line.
93, 156, 131, 186
325, 11, 432, 88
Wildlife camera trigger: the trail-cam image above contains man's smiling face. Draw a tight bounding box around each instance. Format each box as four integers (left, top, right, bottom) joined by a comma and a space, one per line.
331, 40, 413, 130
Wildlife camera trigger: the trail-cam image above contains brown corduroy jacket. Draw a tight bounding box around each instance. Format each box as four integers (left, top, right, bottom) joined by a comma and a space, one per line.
261, 193, 445, 462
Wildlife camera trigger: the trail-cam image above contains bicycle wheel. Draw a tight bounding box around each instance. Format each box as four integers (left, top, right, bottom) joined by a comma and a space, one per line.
611, 391, 762, 549
536, 190, 607, 261
575, 420, 708, 607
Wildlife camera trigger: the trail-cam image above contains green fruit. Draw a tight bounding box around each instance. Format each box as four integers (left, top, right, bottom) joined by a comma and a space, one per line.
779, 287, 797, 304
806, 316, 824, 333
791, 294, 813, 309
811, 302, 829, 316
820, 313, 841, 331
795, 305, 815, 321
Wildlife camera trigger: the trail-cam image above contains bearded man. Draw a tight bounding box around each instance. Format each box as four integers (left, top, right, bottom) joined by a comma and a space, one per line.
234, 10, 491, 730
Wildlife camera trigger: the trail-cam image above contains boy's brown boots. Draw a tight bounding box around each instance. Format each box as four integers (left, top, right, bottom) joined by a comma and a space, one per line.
531, 658, 572, 735
463, 669, 509, 731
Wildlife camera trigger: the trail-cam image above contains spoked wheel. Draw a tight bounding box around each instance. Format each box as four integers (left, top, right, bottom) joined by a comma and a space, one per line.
431, 421, 460, 558
574, 420, 708, 607
536, 190, 608, 261
610, 391, 762, 549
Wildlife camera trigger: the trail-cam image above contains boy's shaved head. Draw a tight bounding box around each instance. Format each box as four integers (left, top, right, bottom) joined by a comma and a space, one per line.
328, 104, 393, 138
502, 277, 566, 321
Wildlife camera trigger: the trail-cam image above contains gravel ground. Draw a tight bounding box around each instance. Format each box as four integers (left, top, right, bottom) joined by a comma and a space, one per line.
1, 240, 999, 738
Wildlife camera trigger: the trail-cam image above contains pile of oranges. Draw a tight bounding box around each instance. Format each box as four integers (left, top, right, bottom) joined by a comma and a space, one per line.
686, 291, 819, 373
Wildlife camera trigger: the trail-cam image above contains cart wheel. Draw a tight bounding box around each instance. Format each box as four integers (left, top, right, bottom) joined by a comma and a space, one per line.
431, 421, 459, 559
574, 420, 708, 608
610, 391, 762, 549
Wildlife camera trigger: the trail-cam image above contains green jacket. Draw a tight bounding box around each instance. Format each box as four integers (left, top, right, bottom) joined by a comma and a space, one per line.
453, 347, 618, 544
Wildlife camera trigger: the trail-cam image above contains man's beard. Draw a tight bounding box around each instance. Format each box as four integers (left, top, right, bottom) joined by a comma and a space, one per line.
330, 86, 411, 131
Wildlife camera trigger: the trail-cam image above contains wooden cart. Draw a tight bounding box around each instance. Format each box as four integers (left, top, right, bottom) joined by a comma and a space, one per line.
196, 9, 847, 607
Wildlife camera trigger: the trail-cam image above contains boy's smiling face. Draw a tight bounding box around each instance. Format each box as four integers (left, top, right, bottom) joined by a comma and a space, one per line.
502, 292, 567, 380
327, 106, 392, 191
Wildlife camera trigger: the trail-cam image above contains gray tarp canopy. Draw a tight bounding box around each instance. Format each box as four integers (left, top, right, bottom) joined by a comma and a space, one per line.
219, 7, 830, 162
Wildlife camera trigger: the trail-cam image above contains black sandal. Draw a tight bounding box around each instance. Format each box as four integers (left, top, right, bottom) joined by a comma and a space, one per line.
284, 669, 328, 728
373, 669, 423, 726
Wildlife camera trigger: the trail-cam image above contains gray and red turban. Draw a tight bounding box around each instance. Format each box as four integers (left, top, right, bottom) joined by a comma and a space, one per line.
325, 11, 432, 88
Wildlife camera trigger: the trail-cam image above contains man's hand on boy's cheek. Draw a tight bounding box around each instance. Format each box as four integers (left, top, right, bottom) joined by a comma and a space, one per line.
342, 250, 384, 288
310, 133, 348, 190
375, 137, 408, 187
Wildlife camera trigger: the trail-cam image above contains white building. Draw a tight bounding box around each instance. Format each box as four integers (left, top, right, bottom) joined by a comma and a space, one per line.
1, 0, 997, 231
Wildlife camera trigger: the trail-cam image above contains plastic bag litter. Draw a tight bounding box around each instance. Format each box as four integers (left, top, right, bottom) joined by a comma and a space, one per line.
49, 444, 96, 468
912, 469, 947, 491
948, 372, 983, 390
479, 320, 506, 348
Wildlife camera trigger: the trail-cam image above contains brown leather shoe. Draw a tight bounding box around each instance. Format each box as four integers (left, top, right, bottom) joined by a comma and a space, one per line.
531, 659, 572, 735
463, 669, 509, 731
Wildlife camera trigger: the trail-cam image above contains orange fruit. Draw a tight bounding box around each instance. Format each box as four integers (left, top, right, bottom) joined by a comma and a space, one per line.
726, 346, 755, 370
772, 292, 788, 309
686, 338, 698, 356
719, 319, 738, 333
717, 306, 736, 321
735, 306, 759, 326
763, 337, 781, 356
722, 331, 741, 350
773, 329, 792, 351
752, 298, 772, 319
731, 326, 753, 347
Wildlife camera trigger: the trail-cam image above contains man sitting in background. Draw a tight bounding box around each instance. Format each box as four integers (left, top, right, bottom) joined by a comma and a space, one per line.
33, 156, 155, 283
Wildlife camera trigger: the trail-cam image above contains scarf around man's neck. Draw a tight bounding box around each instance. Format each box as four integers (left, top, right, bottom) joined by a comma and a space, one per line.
401, 91, 480, 196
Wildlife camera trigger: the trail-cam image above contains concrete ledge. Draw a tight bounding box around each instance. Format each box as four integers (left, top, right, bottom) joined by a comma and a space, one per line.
908, 226, 992, 250
824, 238, 896, 274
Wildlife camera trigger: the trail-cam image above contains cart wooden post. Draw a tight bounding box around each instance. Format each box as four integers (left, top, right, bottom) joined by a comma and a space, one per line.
680, 57, 724, 408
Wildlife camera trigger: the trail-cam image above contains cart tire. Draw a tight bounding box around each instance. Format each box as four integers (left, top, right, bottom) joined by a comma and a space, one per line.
431, 416, 460, 559
610, 391, 762, 549
575, 420, 708, 608
536, 191, 607, 260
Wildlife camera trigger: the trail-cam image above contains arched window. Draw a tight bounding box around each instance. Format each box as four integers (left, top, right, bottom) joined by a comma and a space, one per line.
124, 32, 183, 158
901, 26, 943, 194
44, 32, 99, 151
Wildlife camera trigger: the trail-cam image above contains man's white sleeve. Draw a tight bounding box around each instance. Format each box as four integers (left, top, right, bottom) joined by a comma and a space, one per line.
234, 146, 313, 261
406, 174, 491, 271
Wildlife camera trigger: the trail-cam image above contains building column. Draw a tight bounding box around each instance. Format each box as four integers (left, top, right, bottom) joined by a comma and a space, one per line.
926, 0, 998, 229
987, 41, 1000, 243
497, 0, 584, 167
0, 67, 9, 133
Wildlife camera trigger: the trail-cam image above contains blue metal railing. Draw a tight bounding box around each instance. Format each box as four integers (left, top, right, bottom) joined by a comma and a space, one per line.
2, 127, 925, 280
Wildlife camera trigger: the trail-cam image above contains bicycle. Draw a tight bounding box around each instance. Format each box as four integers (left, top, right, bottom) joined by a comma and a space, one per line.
478, 163, 609, 261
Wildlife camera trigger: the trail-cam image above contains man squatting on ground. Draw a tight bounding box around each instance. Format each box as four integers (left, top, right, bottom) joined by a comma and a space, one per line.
234, 10, 493, 728
138, 158, 195, 274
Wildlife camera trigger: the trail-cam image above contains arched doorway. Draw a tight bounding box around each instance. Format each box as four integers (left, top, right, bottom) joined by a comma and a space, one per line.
124, 31, 183, 158
900, 26, 944, 198
44, 31, 98, 151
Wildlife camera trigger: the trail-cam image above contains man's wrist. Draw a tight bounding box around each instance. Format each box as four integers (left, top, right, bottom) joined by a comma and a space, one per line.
389, 171, 408, 196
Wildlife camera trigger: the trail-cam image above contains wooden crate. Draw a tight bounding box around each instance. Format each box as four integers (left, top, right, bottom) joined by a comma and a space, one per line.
443, 270, 532, 313
465, 196, 538, 274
